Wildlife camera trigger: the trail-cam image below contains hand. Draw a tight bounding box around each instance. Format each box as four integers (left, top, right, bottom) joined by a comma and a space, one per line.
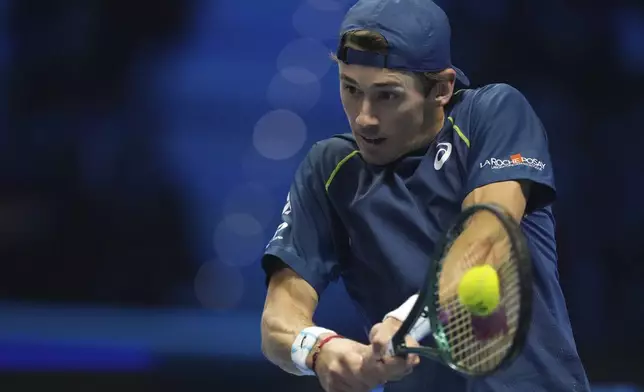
312, 336, 386, 392
368, 317, 421, 382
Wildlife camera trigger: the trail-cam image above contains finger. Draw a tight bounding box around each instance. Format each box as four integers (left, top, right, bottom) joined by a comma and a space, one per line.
338, 380, 365, 392
369, 324, 387, 357
379, 355, 408, 369
324, 367, 366, 392
346, 374, 374, 392
343, 353, 378, 392
378, 354, 410, 375
368, 323, 381, 343
360, 354, 389, 386
404, 335, 421, 366
376, 335, 397, 360
383, 365, 413, 382
406, 354, 420, 367
323, 378, 356, 392
379, 340, 420, 379
377, 360, 412, 381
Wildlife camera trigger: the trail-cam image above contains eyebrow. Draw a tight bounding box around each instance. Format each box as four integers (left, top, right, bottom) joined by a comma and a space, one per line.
340, 74, 404, 88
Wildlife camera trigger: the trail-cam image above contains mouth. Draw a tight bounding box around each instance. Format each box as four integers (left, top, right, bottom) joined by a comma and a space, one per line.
360, 135, 387, 145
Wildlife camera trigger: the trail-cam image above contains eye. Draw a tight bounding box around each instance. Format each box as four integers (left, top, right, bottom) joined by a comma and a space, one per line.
377, 91, 399, 101
342, 84, 361, 96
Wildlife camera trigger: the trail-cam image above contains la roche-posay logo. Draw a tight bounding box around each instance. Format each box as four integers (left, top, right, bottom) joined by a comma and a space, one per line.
480, 153, 546, 171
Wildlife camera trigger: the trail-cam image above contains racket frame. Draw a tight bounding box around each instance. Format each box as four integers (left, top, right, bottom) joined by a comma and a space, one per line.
390, 203, 534, 376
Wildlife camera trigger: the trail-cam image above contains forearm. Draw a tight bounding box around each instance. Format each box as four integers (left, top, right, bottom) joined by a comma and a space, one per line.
385, 214, 506, 313
261, 311, 317, 374
447, 211, 508, 266
443, 181, 528, 278
383, 293, 431, 342
262, 266, 327, 374
383, 183, 528, 339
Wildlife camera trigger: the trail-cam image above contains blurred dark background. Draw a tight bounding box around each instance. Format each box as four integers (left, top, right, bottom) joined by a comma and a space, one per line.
1, 0, 643, 391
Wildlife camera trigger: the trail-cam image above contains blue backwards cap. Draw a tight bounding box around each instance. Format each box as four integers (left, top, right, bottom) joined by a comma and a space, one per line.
338, 0, 470, 86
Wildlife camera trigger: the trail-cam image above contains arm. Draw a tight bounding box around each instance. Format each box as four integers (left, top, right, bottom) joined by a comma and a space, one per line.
261, 266, 323, 375
437, 180, 529, 299
261, 142, 401, 389
458, 180, 529, 265
381, 84, 554, 336
381, 181, 529, 335
462, 180, 529, 221
262, 264, 390, 391
259, 142, 346, 375
438, 84, 554, 294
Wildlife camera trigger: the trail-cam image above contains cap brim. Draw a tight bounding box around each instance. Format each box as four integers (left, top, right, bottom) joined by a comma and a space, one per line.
453, 66, 470, 86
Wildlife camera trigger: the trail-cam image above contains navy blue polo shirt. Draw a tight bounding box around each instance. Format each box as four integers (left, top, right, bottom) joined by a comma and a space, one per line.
262, 84, 590, 391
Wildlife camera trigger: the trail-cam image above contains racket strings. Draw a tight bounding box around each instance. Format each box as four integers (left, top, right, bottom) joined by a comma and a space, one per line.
438, 236, 500, 296
436, 225, 522, 374
449, 275, 520, 367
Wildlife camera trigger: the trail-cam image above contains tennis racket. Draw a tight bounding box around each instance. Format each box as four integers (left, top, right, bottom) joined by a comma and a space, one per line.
387, 203, 533, 376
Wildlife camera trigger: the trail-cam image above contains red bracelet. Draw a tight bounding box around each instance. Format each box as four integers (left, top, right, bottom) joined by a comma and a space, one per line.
311, 334, 344, 374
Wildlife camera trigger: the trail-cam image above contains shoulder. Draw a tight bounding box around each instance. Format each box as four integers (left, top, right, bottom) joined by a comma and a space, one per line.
445, 84, 544, 151
471, 83, 532, 112
308, 133, 358, 165
450, 83, 531, 115
463, 83, 541, 135
443, 86, 524, 147
303, 133, 360, 185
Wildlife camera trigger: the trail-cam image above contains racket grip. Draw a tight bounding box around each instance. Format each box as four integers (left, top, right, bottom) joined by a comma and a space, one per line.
385, 340, 396, 357
409, 317, 431, 342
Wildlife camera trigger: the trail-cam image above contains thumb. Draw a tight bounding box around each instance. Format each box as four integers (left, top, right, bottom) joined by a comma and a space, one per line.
372, 339, 386, 358
369, 325, 388, 358
404, 335, 421, 366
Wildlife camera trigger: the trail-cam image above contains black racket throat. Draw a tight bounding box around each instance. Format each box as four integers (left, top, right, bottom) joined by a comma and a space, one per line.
389, 203, 534, 376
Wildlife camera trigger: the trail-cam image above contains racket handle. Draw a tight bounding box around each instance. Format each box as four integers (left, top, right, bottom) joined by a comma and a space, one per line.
385, 340, 396, 357
385, 317, 431, 356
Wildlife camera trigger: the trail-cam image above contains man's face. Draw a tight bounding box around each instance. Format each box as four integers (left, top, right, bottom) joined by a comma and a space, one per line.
338, 62, 432, 165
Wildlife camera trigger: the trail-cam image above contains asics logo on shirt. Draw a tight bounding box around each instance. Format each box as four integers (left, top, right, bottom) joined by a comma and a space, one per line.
434, 142, 452, 170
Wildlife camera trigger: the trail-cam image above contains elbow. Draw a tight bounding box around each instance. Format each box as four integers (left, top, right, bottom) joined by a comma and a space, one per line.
260, 308, 314, 375
260, 311, 298, 365
260, 312, 277, 362
260, 314, 270, 359
260, 336, 271, 362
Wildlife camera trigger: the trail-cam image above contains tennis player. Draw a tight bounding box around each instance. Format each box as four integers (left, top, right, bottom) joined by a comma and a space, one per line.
260, 0, 590, 391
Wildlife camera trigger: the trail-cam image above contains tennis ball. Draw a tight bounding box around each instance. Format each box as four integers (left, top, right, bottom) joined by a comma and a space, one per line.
457, 265, 500, 316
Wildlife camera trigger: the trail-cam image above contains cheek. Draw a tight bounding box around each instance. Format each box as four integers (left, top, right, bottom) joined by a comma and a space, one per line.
404, 101, 425, 122
340, 96, 356, 118
402, 107, 426, 134
387, 106, 423, 130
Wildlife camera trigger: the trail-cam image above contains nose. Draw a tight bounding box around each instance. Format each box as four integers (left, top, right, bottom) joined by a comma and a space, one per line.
355, 99, 379, 128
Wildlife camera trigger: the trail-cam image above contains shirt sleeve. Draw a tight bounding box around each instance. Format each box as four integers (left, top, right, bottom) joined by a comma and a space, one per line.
465, 84, 556, 213
261, 143, 343, 296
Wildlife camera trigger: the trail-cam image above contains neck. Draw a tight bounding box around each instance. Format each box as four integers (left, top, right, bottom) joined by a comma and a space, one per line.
428, 109, 445, 140
415, 108, 445, 149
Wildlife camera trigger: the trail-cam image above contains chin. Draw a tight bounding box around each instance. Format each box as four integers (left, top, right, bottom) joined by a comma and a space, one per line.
358, 149, 394, 166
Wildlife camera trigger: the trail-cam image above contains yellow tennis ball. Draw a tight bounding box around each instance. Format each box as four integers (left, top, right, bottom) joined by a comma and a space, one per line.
457, 265, 501, 316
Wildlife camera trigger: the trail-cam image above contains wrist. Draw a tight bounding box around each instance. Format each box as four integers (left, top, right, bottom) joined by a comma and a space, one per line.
384, 294, 419, 322
305, 332, 335, 369
291, 326, 337, 375
308, 334, 346, 373
383, 316, 403, 328
383, 294, 432, 343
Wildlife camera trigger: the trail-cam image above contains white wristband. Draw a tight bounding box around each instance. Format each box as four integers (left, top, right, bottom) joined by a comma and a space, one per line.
384, 294, 419, 322
291, 326, 336, 376
383, 294, 432, 356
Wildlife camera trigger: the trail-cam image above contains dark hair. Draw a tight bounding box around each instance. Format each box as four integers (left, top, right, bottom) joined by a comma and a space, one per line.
336, 29, 450, 95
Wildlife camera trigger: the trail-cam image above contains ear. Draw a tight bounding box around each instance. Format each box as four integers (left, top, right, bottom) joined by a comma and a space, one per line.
433, 69, 456, 107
